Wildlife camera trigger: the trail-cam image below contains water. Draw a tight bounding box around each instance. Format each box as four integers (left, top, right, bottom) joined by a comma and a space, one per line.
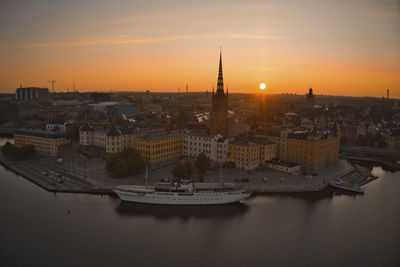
0, 140, 399, 266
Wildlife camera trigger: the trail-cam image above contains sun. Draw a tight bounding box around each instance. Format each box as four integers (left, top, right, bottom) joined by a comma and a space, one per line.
259, 83, 266, 90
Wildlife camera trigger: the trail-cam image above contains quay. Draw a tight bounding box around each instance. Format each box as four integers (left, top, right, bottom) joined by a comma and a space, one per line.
1, 150, 376, 196
0, 154, 113, 195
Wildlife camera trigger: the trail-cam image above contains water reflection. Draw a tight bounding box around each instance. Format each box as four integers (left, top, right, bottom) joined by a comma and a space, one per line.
116, 202, 249, 219
256, 187, 362, 204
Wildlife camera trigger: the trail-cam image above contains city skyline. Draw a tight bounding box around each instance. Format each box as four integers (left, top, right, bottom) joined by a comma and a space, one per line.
1, 0, 399, 98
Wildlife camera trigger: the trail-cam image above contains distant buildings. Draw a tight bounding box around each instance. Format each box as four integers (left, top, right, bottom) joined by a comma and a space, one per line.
356, 121, 377, 136
46, 119, 69, 133
15, 87, 48, 101
14, 127, 69, 156
106, 104, 136, 118
306, 88, 315, 104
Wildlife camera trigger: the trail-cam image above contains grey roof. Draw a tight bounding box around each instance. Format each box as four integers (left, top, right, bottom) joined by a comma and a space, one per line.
15, 127, 66, 138
80, 123, 93, 132
106, 125, 122, 136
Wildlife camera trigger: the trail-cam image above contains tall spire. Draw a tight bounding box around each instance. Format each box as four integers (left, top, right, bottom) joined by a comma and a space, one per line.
217, 47, 224, 94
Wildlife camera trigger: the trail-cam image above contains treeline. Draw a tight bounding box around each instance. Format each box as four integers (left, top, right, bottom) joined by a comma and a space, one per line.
172, 152, 211, 180
1, 142, 36, 159
105, 148, 145, 177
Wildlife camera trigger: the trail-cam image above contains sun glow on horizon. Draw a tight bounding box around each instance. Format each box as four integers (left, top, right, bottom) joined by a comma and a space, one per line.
259, 83, 266, 90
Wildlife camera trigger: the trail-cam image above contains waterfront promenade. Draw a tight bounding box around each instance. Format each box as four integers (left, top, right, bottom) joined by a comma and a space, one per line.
0, 150, 355, 195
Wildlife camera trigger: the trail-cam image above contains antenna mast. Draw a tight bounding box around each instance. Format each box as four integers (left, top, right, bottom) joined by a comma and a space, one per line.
48, 79, 56, 93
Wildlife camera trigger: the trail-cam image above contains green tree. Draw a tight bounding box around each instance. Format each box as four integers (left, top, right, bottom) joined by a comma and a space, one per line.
195, 152, 210, 177
1, 141, 13, 155
1, 143, 36, 159
184, 160, 195, 177
105, 148, 145, 177
172, 161, 186, 180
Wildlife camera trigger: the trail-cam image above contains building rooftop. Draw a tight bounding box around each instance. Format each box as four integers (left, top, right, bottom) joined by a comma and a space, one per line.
15, 127, 66, 138
230, 139, 258, 147
106, 125, 122, 136
138, 130, 183, 140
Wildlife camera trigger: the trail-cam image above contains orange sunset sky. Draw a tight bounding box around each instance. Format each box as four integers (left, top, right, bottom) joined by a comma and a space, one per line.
0, 0, 399, 98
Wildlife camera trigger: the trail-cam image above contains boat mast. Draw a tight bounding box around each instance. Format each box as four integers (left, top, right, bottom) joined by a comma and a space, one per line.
220, 164, 223, 185
145, 164, 148, 186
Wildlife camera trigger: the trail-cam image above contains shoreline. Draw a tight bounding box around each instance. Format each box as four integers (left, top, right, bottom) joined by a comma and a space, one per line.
0, 153, 361, 196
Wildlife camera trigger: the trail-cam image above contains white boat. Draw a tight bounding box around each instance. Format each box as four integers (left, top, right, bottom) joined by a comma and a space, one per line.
114, 180, 251, 205
329, 179, 364, 194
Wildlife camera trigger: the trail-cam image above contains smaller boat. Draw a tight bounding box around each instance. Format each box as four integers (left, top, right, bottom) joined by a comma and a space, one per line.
329, 179, 364, 194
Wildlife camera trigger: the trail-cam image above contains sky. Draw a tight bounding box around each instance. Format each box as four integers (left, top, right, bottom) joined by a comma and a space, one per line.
0, 0, 399, 97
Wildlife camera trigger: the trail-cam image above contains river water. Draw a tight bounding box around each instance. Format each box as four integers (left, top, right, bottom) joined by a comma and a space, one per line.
0, 139, 399, 267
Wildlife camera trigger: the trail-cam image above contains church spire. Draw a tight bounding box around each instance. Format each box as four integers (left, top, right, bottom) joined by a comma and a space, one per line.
217, 48, 224, 94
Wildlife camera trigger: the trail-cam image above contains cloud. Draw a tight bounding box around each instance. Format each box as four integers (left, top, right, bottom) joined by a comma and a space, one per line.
20, 33, 284, 48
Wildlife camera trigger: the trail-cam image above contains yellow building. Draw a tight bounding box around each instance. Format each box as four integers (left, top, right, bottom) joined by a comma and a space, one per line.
260, 142, 277, 163
14, 128, 70, 156
256, 126, 340, 170
80, 124, 147, 153
227, 138, 277, 171
135, 131, 184, 169
227, 140, 261, 171
284, 128, 340, 170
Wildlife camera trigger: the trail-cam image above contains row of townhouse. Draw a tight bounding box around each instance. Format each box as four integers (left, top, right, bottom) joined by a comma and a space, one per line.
79, 125, 280, 171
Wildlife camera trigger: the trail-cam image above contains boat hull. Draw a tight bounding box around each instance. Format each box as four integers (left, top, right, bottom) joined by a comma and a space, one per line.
114, 189, 251, 205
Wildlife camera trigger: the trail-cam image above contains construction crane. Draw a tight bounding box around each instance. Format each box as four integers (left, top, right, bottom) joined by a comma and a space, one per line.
48, 79, 56, 93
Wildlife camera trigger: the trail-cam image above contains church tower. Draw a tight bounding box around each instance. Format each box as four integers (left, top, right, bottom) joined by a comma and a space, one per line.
211, 50, 229, 137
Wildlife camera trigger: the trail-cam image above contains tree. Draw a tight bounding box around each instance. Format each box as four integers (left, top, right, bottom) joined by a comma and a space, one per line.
105, 148, 145, 177
1, 143, 36, 159
20, 144, 36, 159
184, 160, 195, 177
172, 161, 186, 180
195, 152, 210, 177
1, 141, 13, 155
